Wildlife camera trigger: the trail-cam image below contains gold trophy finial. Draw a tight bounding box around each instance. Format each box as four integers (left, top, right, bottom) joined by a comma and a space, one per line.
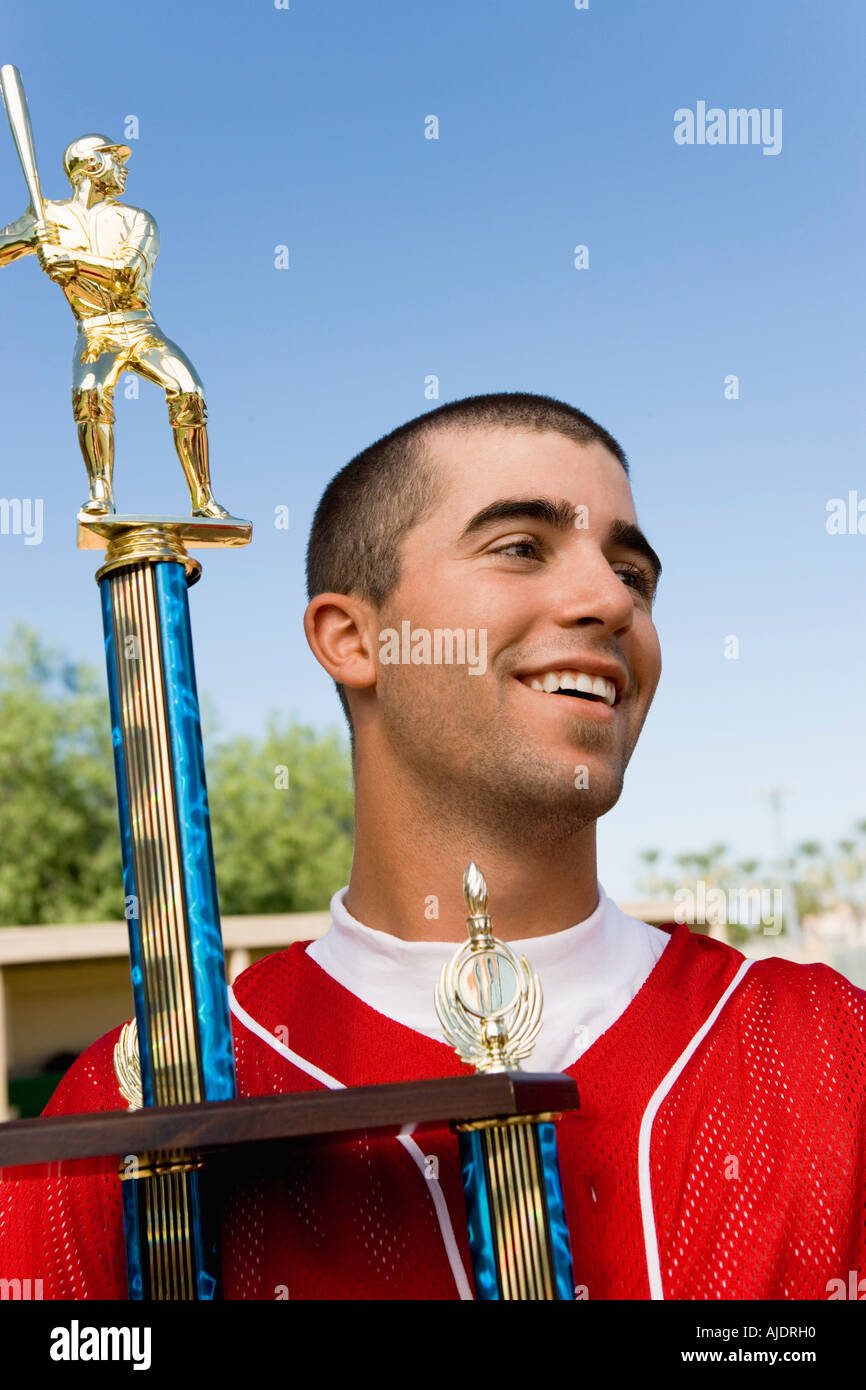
463, 860, 488, 917
463, 860, 492, 945
436, 862, 543, 1073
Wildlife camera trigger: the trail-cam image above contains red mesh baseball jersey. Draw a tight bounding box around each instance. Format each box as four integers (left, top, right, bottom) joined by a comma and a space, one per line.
1, 923, 864, 1299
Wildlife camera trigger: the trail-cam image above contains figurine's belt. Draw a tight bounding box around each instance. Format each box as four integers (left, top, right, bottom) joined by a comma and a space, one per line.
79, 309, 152, 329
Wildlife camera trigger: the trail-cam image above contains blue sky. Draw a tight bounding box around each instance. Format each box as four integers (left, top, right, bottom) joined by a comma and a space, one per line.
0, 0, 863, 900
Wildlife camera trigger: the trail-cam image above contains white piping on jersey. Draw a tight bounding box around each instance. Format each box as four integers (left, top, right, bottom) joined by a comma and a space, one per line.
227, 985, 474, 1301
637, 958, 754, 1300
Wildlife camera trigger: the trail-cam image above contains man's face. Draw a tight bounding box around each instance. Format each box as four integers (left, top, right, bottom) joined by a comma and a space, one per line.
369, 425, 662, 842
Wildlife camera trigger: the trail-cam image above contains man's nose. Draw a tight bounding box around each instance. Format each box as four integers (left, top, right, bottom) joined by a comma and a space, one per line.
552, 549, 636, 632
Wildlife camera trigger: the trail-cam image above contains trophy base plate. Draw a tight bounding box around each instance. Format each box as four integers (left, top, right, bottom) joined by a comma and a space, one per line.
77, 513, 253, 551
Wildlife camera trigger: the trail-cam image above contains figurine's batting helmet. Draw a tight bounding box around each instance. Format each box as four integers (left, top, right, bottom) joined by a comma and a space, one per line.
63, 133, 132, 182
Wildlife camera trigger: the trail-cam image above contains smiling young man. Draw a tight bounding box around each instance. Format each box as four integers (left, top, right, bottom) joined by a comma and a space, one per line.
303, 396, 661, 951
2, 392, 864, 1301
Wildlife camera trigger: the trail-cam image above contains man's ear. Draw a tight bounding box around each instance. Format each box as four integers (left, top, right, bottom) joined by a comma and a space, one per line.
303, 592, 378, 693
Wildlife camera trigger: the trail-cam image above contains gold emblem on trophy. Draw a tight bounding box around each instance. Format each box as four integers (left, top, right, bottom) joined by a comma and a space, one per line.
113, 1019, 143, 1112
435, 862, 543, 1073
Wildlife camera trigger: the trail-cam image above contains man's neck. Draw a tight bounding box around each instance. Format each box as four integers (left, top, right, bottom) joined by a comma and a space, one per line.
345, 748, 600, 944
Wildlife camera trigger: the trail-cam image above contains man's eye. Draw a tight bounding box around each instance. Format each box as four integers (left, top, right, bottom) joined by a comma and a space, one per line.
489, 540, 541, 560
486, 544, 656, 599
615, 564, 655, 599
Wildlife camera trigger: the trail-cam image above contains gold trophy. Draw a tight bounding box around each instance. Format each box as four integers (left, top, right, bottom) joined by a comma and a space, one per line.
0, 64, 248, 1297
435, 861, 543, 1072
435, 863, 575, 1299
0, 71, 229, 523
0, 64, 579, 1303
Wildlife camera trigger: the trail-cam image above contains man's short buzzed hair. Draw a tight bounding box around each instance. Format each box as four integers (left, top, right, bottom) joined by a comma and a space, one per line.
305, 391, 629, 736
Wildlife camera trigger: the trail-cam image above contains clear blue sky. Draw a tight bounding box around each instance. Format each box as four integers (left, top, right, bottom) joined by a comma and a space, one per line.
0, 0, 863, 900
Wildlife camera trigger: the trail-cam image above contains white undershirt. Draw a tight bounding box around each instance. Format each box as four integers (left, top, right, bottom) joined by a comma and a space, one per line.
306, 883, 671, 1073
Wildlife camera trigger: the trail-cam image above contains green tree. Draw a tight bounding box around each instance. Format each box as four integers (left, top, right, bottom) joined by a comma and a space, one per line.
207, 718, 354, 914
0, 625, 121, 924
0, 626, 355, 924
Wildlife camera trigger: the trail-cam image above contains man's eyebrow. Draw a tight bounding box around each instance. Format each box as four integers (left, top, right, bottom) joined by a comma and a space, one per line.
457, 497, 577, 539
457, 497, 662, 586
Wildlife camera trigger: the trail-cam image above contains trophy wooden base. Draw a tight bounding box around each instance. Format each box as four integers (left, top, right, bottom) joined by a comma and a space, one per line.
0, 1073, 578, 1170
0, 1073, 580, 1301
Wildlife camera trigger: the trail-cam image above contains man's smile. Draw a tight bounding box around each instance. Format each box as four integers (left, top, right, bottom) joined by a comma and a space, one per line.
511, 654, 628, 724
512, 671, 620, 721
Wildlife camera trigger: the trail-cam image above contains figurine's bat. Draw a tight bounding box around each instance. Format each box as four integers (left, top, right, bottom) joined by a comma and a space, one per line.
0, 64, 46, 230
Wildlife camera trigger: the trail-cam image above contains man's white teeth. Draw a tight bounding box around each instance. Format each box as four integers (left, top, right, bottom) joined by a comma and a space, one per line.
526, 671, 617, 706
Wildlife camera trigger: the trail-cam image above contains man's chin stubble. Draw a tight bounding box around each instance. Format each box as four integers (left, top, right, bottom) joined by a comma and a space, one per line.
383, 707, 628, 848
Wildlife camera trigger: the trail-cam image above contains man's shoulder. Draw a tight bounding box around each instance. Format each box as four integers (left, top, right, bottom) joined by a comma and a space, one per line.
40, 946, 326, 1115
743, 948, 866, 1024
683, 933, 866, 1055
229, 941, 325, 1034
625, 914, 866, 1047
641, 914, 865, 1004
231, 942, 313, 1000
42, 1020, 127, 1118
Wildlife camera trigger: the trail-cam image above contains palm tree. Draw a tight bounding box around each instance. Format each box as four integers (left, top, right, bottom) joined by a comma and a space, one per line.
637, 849, 664, 899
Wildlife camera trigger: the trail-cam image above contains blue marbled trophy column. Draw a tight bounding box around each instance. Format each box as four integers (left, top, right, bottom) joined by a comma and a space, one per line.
458, 1118, 575, 1300
97, 539, 238, 1300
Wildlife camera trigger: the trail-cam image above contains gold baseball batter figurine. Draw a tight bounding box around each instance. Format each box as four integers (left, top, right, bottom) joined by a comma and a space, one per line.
0, 77, 230, 521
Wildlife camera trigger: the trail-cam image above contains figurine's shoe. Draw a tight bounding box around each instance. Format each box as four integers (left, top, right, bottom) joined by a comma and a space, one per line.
80, 494, 116, 516
193, 496, 231, 520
